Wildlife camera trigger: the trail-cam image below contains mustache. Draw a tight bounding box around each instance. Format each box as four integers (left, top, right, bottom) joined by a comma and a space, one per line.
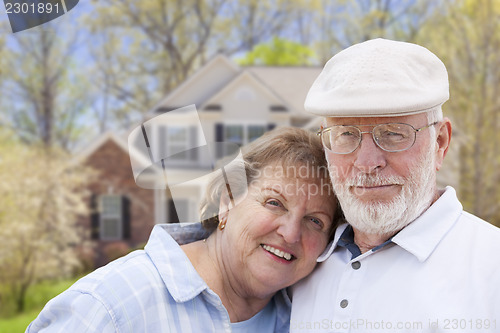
344, 174, 405, 187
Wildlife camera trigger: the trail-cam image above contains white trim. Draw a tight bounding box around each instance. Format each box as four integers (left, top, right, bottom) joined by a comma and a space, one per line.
201, 71, 292, 111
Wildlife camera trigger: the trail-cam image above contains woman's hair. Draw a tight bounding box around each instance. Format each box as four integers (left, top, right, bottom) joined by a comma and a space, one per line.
199, 126, 342, 235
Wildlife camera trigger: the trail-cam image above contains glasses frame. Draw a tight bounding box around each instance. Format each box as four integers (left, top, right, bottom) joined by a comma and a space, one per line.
317, 122, 439, 154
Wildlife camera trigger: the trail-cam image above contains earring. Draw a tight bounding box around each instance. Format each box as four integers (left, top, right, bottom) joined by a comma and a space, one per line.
218, 216, 227, 230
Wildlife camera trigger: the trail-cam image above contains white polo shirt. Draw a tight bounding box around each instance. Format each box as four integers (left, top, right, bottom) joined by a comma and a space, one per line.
291, 187, 500, 333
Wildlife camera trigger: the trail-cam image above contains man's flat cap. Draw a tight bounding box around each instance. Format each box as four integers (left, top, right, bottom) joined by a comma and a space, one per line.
304, 38, 449, 117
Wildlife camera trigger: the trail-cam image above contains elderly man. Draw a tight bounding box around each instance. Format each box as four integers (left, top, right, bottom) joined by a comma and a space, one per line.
291, 38, 500, 333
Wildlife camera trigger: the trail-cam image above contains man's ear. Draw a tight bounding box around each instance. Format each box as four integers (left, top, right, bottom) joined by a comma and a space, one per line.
435, 117, 452, 171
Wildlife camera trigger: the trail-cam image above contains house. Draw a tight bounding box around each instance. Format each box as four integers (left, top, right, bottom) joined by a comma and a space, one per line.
77, 55, 323, 267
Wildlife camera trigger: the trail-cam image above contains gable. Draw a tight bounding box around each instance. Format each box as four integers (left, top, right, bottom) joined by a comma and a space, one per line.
246, 66, 322, 116
85, 139, 130, 172
73, 132, 128, 165
153, 55, 240, 112
202, 71, 289, 121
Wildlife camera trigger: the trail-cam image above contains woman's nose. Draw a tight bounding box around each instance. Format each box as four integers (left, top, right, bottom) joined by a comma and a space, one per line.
276, 216, 302, 244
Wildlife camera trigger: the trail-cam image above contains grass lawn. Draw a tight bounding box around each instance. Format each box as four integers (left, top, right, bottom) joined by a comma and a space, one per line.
0, 309, 41, 333
0, 276, 82, 333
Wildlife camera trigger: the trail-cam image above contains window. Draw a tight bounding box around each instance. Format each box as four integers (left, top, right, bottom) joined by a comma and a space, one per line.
157, 126, 198, 163
166, 126, 189, 160
100, 195, 122, 240
216, 124, 268, 158
204, 104, 222, 111
248, 125, 266, 143
224, 124, 266, 145
224, 125, 244, 146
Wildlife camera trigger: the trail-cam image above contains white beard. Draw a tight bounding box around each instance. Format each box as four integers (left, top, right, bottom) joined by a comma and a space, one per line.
329, 148, 436, 236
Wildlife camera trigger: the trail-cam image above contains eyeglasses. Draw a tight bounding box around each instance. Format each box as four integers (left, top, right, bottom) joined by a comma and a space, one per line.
317, 122, 438, 154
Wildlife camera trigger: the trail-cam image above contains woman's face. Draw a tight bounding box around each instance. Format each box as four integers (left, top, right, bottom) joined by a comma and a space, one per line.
219, 165, 336, 298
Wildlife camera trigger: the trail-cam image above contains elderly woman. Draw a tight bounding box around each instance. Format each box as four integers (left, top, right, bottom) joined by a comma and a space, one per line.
27, 127, 341, 333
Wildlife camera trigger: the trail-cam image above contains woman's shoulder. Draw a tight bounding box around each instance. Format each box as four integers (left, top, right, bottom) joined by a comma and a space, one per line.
73, 249, 158, 292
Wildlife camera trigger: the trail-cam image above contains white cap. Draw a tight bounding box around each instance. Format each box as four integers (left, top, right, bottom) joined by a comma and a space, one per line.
304, 38, 449, 117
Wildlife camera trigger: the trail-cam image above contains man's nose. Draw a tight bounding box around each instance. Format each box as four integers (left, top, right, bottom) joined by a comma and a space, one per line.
353, 133, 387, 173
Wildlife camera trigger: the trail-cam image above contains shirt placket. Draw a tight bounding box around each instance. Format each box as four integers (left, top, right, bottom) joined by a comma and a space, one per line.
202, 289, 233, 333
331, 251, 372, 333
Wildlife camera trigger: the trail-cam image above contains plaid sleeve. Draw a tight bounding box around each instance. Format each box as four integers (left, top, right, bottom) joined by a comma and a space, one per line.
26, 290, 117, 333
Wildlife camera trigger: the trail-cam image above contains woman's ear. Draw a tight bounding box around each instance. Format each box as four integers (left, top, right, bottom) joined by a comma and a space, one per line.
434, 118, 452, 171
218, 188, 232, 221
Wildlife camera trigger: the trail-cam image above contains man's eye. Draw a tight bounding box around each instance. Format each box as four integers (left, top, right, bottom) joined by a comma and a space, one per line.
381, 131, 406, 140
266, 199, 282, 207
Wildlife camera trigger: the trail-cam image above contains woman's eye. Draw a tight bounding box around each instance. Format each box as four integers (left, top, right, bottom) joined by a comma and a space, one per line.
308, 217, 324, 229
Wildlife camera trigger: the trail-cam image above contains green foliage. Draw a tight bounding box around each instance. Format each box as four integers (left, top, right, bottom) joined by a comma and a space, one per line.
417, 0, 500, 226
0, 276, 81, 332
0, 277, 79, 318
238, 37, 316, 66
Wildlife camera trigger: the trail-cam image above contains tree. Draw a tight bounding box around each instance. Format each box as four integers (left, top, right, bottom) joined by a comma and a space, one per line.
311, 0, 438, 63
85, 0, 228, 128
0, 132, 95, 314
1, 24, 91, 150
419, 0, 500, 226
238, 37, 316, 66
84, 0, 312, 126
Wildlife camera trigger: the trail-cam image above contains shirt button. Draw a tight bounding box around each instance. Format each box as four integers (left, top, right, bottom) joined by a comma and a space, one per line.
351, 261, 361, 270
340, 299, 349, 308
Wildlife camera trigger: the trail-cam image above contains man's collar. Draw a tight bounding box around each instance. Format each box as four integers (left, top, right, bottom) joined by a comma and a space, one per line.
392, 186, 462, 262
317, 187, 462, 262
317, 223, 348, 262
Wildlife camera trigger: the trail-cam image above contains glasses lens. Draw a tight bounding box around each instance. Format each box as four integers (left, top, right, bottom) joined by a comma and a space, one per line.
323, 126, 361, 153
373, 123, 415, 152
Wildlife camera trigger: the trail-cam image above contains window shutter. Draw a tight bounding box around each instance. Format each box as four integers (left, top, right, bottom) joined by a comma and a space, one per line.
215, 123, 224, 158
122, 196, 131, 239
167, 199, 180, 223
90, 194, 100, 240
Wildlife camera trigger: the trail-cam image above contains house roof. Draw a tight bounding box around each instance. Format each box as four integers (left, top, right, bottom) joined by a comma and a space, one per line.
246, 66, 322, 116
73, 131, 129, 165
149, 55, 321, 117
148, 54, 240, 114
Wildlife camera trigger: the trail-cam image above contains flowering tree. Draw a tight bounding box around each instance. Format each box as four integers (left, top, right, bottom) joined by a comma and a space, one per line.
0, 133, 94, 313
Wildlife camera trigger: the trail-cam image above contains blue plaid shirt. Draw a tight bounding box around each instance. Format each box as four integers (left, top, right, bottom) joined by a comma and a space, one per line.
27, 224, 291, 332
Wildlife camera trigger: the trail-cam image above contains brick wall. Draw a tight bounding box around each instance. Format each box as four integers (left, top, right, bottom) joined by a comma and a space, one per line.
82, 139, 156, 267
